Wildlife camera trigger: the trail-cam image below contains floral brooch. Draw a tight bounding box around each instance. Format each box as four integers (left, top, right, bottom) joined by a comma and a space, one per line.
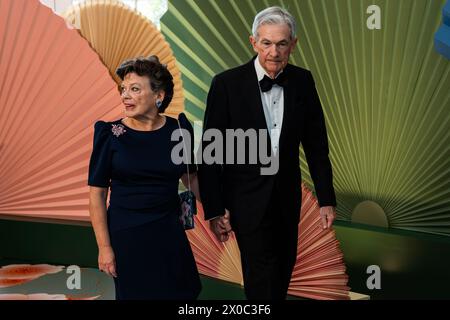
111, 124, 126, 137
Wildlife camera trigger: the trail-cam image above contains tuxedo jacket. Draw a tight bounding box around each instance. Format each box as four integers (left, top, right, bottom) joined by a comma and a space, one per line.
198, 57, 336, 234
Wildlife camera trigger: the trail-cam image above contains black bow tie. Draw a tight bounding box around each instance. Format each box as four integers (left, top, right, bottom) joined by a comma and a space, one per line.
259, 73, 288, 92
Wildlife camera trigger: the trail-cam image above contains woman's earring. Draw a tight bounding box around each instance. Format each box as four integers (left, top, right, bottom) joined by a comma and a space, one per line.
156, 99, 162, 109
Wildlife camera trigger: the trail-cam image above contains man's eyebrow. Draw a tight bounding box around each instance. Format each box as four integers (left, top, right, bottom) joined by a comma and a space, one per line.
260, 39, 289, 44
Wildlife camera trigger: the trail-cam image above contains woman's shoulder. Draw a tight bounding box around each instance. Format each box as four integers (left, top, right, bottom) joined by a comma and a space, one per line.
94, 119, 122, 128
174, 113, 193, 131
164, 113, 192, 130
164, 115, 178, 126
93, 119, 124, 138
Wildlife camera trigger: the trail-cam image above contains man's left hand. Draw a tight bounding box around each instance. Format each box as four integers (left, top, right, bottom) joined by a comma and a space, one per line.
320, 206, 336, 229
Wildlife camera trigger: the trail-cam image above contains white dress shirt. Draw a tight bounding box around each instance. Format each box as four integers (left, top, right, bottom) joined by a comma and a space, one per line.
254, 57, 284, 154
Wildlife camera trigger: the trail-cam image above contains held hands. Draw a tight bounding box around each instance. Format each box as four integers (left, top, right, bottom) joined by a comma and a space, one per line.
209, 206, 335, 240
210, 209, 232, 242
320, 206, 337, 229
98, 245, 117, 278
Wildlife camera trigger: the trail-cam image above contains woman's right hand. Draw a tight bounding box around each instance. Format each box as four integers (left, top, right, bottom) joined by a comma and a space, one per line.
98, 245, 117, 278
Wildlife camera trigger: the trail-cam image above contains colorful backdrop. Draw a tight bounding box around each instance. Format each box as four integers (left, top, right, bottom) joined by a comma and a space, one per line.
0, 0, 449, 300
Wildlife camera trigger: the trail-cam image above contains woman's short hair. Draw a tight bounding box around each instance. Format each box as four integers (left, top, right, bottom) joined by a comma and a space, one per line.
252, 6, 297, 40
116, 55, 174, 113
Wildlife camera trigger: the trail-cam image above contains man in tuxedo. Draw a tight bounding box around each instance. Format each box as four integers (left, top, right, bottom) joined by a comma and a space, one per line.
198, 6, 337, 300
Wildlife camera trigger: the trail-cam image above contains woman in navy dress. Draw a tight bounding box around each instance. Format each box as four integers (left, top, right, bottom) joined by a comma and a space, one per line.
88, 56, 201, 300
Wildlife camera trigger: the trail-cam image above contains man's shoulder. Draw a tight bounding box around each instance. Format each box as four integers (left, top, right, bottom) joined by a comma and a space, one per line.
214, 61, 252, 82
286, 63, 312, 78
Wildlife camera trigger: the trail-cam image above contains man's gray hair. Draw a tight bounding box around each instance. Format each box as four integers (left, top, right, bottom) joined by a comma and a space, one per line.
252, 6, 297, 40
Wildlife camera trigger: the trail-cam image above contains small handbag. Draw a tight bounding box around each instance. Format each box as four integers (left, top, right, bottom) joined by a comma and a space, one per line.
177, 119, 197, 230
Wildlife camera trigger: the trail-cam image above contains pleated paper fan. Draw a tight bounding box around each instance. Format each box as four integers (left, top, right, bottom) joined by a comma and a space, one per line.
0, 0, 123, 221
189, 183, 350, 300
187, 203, 243, 285
62, 0, 184, 117
289, 184, 350, 300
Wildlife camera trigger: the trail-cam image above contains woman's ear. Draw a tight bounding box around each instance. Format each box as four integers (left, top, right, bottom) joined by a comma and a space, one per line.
156, 91, 165, 103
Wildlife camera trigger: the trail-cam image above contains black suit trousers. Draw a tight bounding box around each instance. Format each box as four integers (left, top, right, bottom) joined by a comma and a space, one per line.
234, 188, 299, 300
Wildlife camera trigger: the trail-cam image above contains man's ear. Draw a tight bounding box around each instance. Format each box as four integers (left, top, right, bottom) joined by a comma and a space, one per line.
249, 35, 258, 53
287, 37, 298, 56
290, 37, 298, 50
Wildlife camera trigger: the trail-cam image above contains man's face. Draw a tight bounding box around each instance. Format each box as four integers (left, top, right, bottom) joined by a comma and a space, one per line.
250, 23, 297, 78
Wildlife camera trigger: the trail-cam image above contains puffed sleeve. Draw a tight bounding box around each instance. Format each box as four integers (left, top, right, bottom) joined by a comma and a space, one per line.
178, 113, 198, 174
88, 121, 112, 188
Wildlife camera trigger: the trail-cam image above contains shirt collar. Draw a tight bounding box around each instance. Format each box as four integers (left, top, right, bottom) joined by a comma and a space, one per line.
254, 55, 283, 82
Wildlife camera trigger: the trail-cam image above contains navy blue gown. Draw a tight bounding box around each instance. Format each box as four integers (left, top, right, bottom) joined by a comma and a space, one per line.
88, 113, 201, 300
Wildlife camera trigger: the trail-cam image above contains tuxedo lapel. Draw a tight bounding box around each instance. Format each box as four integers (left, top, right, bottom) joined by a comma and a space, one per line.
242, 58, 270, 132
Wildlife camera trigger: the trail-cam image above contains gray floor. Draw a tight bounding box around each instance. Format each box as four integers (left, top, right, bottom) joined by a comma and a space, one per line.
0, 260, 249, 300
0, 262, 305, 300
0, 265, 115, 300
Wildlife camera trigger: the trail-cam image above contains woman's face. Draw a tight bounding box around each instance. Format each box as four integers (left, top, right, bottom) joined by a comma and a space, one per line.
119, 72, 163, 118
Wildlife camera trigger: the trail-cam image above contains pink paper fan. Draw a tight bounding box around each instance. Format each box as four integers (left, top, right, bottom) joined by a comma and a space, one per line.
188, 183, 350, 299
0, 0, 122, 221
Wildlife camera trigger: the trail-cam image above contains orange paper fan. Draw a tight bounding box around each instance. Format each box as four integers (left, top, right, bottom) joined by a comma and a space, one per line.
0, 0, 122, 221
63, 0, 184, 117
